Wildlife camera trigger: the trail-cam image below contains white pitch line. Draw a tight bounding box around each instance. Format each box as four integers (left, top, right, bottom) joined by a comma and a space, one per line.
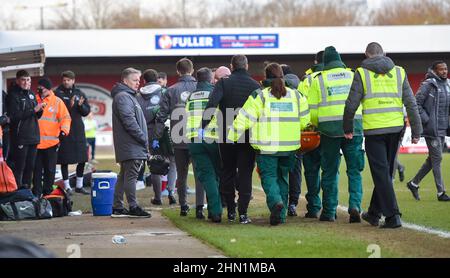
337, 205, 450, 239
189, 171, 450, 239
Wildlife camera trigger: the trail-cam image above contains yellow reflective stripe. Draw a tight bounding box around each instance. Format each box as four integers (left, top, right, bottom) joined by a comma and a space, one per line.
396, 67, 403, 96
362, 107, 403, 115
250, 140, 299, 146
240, 109, 258, 122
259, 117, 299, 122
318, 99, 347, 107
299, 109, 310, 117
318, 75, 327, 105
363, 69, 372, 96
309, 104, 318, 109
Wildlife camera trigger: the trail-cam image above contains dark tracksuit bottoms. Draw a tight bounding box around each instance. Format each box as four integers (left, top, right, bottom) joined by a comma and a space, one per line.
365, 132, 402, 218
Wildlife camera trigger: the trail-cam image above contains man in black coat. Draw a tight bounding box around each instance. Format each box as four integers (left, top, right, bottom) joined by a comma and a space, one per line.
6, 70, 44, 189
55, 71, 91, 195
202, 55, 261, 224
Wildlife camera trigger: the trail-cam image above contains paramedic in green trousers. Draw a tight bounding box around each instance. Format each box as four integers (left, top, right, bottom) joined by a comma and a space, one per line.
188, 68, 222, 222
228, 63, 310, 225
308, 46, 364, 223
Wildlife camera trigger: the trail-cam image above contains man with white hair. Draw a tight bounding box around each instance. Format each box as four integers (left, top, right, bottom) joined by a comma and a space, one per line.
111, 68, 150, 218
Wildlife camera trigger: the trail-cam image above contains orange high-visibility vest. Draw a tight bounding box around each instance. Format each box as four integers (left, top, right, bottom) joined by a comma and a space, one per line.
36, 91, 71, 150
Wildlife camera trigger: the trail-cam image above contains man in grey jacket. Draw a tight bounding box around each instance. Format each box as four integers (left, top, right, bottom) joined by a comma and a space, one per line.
111, 68, 150, 218
407, 61, 450, 202
154, 58, 205, 218
343, 42, 422, 228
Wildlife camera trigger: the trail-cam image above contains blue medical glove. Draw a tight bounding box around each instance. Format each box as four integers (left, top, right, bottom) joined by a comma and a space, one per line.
152, 139, 160, 150
198, 128, 205, 140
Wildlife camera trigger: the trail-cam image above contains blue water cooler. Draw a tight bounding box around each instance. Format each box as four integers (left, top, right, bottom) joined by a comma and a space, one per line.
91, 172, 117, 216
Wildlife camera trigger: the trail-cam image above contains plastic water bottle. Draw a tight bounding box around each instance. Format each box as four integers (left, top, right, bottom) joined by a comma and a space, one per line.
112, 235, 126, 244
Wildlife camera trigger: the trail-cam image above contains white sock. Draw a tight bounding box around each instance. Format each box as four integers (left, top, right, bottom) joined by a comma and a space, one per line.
410, 181, 419, 188
76, 177, 84, 189
438, 192, 444, 197
64, 180, 71, 190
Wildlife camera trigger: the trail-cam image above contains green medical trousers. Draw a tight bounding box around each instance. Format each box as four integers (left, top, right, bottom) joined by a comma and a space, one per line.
303, 146, 322, 214
319, 135, 364, 218
256, 153, 296, 223
188, 141, 222, 217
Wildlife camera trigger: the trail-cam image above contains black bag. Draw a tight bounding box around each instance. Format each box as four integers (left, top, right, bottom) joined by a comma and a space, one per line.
45, 196, 69, 217
0, 198, 52, 221
147, 155, 170, 175
0, 188, 34, 204
43, 186, 73, 217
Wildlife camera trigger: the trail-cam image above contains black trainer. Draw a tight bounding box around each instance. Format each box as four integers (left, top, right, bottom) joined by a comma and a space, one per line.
227, 212, 236, 222
111, 208, 130, 218
304, 211, 319, 219
270, 203, 283, 226
380, 214, 402, 229
319, 214, 335, 222
180, 205, 190, 216
210, 214, 222, 223
128, 206, 151, 218
406, 181, 420, 200
287, 204, 298, 217
168, 195, 177, 205
361, 211, 380, 226
196, 206, 205, 219
239, 214, 252, 224
151, 198, 162, 205
399, 167, 405, 182
438, 192, 450, 202
349, 208, 361, 223
75, 187, 90, 195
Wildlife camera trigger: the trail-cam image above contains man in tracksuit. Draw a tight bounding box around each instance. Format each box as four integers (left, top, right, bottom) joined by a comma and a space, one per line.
154, 58, 205, 218
6, 70, 44, 189
136, 69, 177, 206
408, 61, 450, 201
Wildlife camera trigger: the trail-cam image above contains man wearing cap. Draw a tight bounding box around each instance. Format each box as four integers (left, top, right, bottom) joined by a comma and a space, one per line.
55, 70, 91, 195
308, 46, 364, 223
6, 70, 44, 189
33, 77, 71, 197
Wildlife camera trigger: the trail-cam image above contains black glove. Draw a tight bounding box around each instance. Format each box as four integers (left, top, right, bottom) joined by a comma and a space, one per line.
0, 115, 9, 126
59, 131, 66, 141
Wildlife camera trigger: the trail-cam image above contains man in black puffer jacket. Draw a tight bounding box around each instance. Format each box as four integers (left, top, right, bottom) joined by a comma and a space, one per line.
202, 55, 261, 224
408, 61, 450, 202
55, 71, 91, 195
6, 70, 44, 189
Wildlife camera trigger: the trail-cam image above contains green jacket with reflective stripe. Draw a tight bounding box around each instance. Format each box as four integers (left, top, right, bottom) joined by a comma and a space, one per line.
357, 66, 405, 131
228, 86, 310, 154
308, 68, 363, 137
185, 82, 218, 140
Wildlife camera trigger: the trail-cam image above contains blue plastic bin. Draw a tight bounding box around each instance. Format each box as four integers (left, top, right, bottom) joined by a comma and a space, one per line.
91, 172, 117, 216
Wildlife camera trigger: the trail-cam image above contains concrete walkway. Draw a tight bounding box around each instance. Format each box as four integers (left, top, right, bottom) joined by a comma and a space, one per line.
0, 210, 225, 258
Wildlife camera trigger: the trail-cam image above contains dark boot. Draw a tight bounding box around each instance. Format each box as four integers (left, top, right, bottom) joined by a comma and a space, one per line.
196, 205, 205, 219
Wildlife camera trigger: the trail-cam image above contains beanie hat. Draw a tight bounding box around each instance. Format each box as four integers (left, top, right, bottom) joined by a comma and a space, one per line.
38, 77, 52, 90
323, 46, 342, 65
323, 46, 346, 70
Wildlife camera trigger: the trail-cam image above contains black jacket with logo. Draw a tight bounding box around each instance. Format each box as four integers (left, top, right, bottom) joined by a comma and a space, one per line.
6, 84, 42, 145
